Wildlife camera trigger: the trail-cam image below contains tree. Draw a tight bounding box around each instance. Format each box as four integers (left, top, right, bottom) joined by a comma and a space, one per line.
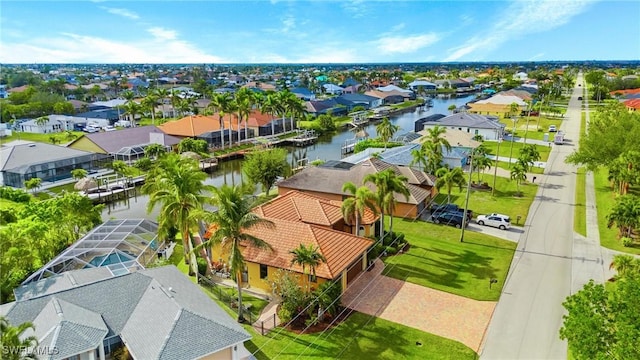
510, 162, 527, 196
210, 92, 233, 149
447, 104, 456, 113
141, 93, 159, 124
282, 90, 305, 132
364, 169, 409, 240
341, 182, 378, 236
609, 255, 639, 280
200, 184, 274, 322
607, 195, 640, 239
375, 117, 399, 148
422, 125, 451, 157
234, 87, 254, 143
0, 317, 39, 360
122, 101, 141, 126
472, 147, 493, 182
243, 148, 289, 196
34, 116, 48, 133
519, 144, 541, 171
509, 102, 520, 118
24, 178, 42, 194
177, 138, 208, 155
560, 272, 640, 360
70, 168, 88, 181
142, 154, 212, 277
261, 92, 282, 136
289, 243, 326, 288
434, 167, 466, 203
144, 143, 167, 159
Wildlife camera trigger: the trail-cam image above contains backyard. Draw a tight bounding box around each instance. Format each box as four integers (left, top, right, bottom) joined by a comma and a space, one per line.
482, 141, 551, 162
383, 217, 517, 301
500, 116, 563, 142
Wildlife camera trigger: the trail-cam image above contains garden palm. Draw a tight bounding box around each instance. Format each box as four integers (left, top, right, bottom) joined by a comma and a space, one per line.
341, 182, 378, 236
290, 243, 326, 288
364, 169, 409, 239
423, 125, 451, 156
200, 184, 274, 322
375, 117, 399, 148
0, 317, 38, 360
435, 167, 466, 203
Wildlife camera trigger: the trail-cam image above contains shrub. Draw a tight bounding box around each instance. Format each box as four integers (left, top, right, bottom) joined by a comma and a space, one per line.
384, 246, 398, 255
0, 186, 31, 203
197, 257, 208, 275
621, 237, 633, 247
278, 306, 293, 323
368, 242, 385, 259
134, 157, 152, 171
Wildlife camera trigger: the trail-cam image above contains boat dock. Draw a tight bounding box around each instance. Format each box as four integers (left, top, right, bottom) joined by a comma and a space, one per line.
199, 158, 218, 172
79, 174, 145, 203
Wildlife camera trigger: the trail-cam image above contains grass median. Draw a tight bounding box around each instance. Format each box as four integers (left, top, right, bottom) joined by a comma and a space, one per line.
574, 168, 587, 236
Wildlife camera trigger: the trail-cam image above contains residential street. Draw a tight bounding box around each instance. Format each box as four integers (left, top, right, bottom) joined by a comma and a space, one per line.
480, 74, 589, 360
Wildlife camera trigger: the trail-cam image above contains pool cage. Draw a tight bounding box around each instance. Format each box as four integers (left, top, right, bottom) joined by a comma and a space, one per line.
22, 219, 164, 285
113, 144, 172, 163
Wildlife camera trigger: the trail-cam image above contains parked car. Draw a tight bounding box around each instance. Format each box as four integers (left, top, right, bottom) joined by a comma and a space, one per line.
83, 125, 99, 133
548, 125, 557, 132
102, 125, 116, 132
476, 214, 511, 230
431, 212, 468, 229
577, 96, 583, 100
486, 213, 511, 223
431, 203, 473, 220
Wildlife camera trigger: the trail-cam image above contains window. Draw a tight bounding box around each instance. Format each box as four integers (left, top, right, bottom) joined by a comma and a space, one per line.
475, 129, 479, 135
358, 226, 365, 236
260, 264, 268, 279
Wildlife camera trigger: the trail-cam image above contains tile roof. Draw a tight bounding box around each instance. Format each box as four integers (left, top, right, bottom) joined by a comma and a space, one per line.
624, 98, 640, 110
158, 115, 220, 137
253, 190, 377, 226
240, 219, 373, 279
4, 266, 250, 360
277, 158, 432, 205
73, 125, 181, 153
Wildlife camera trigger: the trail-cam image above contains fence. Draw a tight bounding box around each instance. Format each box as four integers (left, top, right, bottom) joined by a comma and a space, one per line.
198, 276, 255, 324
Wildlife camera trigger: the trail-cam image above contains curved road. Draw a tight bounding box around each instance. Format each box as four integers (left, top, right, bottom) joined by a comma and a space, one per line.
479, 74, 587, 360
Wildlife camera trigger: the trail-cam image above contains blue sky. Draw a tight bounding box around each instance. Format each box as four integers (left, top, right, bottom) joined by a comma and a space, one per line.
1, 0, 638, 63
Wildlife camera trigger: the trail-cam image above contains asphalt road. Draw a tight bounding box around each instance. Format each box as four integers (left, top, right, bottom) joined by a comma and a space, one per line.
479, 75, 585, 360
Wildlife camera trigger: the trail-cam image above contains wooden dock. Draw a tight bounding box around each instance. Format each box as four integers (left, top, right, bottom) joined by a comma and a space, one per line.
199, 158, 218, 172
285, 130, 318, 147
79, 174, 145, 203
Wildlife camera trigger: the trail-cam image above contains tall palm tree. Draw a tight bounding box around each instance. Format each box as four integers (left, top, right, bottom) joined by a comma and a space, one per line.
289, 243, 326, 288
142, 154, 213, 276
423, 125, 452, 157
472, 146, 492, 182
341, 182, 378, 236
364, 169, 409, 240
210, 92, 233, 150
200, 184, 274, 323
375, 117, 399, 148
0, 317, 38, 360
510, 162, 528, 196
435, 167, 466, 203
235, 87, 253, 143
154, 87, 170, 120
607, 194, 640, 238
410, 141, 442, 174
123, 101, 141, 126
141, 93, 159, 124
282, 90, 305, 132
261, 92, 281, 136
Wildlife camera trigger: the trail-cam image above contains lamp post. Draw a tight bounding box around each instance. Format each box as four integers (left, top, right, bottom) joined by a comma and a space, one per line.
460, 154, 474, 243
507, 117, 517, 168
491, 137, 502, 196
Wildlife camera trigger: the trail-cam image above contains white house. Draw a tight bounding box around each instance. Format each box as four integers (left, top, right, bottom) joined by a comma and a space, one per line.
19, 117, 63, 134
417, 113, 505, 140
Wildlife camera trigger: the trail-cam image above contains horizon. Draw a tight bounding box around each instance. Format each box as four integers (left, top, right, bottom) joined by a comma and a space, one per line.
1, 0, 639, 64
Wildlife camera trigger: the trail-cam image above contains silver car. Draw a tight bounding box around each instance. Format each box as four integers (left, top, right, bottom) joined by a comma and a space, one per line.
476, 214, 511, 230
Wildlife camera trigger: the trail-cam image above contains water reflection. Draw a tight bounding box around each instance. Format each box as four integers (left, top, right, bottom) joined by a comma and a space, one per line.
102, 94, 476, 220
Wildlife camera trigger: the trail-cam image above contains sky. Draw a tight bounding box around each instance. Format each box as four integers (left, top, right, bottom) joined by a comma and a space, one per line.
1, 0, 639, 64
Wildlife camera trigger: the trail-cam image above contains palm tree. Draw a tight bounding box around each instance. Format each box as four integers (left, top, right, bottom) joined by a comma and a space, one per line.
375, 117, 399, 148
121, 89, 135, 102
123, 101, 141, 126
422, 125, 451, 157
210, 92, 233, 150
34, 116, 49, 133
282, 90, 305, 132
235, 87, 253, 143
341, 182, 378, 236
142, 154, 213, 277
510, 162, 528, 196
261, 92, 282, 136
290, 243, 326, 288
0, 317, 38, 360
154, 87, 170, 120
364, 169, 409, 240
200, 184, 274, 323
607, 195, 640, 238
509, 102, 521, 118
141, 93, 159, 124
472, 146, 492, 182
144, 143, 167, 159
435, 167, 466, 203
608, 254, 639, 280
409, 147, 428, 172
24, 178, 42, 194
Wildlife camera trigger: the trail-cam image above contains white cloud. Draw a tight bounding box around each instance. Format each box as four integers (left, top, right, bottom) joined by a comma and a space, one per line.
100, 7, 140, 20
0, 31, 228, 63
282, 14, 296, 33
341, 0, 368, 18
376, 33, 440, 54
444, 0, 594, 61
148, 27, 177, 40
391, 23, 405, 32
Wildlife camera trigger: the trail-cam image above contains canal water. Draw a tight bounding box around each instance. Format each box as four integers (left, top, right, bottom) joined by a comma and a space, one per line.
102, 94, 476, 220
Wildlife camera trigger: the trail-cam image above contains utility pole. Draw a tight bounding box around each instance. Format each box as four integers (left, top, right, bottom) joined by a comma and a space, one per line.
460, 154, 474, 242
491, 138, 502, 196
508, 117, 517, 168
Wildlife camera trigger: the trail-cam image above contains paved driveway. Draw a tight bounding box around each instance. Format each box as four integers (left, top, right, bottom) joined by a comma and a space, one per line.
342, 259, 496, 352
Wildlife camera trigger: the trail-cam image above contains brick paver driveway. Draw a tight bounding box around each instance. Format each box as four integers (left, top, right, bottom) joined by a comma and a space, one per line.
342, 260, 496, 352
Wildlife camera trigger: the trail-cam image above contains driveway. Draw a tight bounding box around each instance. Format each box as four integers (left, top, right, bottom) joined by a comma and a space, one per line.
342, 259, 496, 352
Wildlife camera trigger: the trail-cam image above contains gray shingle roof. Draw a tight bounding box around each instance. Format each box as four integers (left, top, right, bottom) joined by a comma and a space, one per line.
278, 158, 432, 205
76, 125, 181, 153
5, 266, 250, 360
0, 142, 98, 172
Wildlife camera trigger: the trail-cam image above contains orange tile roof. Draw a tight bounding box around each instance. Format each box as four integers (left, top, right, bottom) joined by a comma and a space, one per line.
159, 114, 242, 136
253, 190, 378, 226
240, 219, 373, 279
239, 110, 278, 128
624, 99, 640, 110
610, 88, 640, 96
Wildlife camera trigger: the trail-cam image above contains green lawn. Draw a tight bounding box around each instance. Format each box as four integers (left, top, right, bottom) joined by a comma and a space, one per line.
0, 131, 85, 145
574, 168, 587, 237
593, 169, 640, 255
47, 182, 78, 194
500, 116, 563, 141
493, 160, 545, 175
245, 311, 478, 360
383, 217, 517, 301
435, 175, 538, 223
482, 141, 551, 162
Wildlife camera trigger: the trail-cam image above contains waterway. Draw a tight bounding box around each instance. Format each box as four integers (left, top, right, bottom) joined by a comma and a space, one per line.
102, 94, 477, 220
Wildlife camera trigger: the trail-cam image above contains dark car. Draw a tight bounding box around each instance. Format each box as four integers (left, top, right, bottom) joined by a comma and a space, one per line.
431, 203, 473, 220
578, 96, 583, 100
431, 212, 468, 228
